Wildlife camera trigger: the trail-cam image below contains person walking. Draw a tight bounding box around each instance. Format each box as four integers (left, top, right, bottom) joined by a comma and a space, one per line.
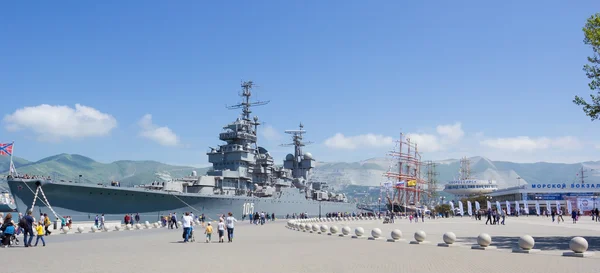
181, 212, 193, 243
34, 221, 46, 247
485, 209, 492, 225
217, 219, 225, 243
20, 210, 35, 247
225, 212, 237, 243
205, 223, 213, 243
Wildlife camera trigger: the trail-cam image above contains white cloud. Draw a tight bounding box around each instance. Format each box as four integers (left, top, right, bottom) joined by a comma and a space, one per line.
3, 104, 117, 141
259, 125, 282, 141
324, 122, 465, 152
480, 136, 583, 152
324, 133, 393, 150
436, 122, 464, 143
405, 133, 442, 153
138, 114, 179, 146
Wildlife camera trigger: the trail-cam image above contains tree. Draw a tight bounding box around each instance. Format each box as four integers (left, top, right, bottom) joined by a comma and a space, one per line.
574, 13, 600, 120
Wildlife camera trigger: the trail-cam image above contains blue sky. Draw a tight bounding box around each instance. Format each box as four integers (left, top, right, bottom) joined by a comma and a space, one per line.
1, 1, 599, 165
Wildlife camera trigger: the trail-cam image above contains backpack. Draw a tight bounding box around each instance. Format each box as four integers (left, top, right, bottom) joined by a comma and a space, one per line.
4, 225, 15, 235
18, 217, 27, 229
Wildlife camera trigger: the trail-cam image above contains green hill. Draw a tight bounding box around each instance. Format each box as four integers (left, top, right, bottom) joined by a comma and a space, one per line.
0, 154, 209, 187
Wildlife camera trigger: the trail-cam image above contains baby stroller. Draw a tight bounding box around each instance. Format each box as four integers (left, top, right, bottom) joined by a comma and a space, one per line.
0, 226, 18, 247
382, 216, 391, 224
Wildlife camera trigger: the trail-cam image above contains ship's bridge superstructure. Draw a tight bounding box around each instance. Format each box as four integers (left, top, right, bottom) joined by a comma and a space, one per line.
137, 81, 347, 203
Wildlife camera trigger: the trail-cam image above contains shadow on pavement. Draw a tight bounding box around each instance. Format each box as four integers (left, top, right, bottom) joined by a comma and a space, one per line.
456, 236, 600, 251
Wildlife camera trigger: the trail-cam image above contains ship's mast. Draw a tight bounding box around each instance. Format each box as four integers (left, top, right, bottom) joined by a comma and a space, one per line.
226, 81, 270, 151
281, 123, 313, 178
459, 157, 471, 180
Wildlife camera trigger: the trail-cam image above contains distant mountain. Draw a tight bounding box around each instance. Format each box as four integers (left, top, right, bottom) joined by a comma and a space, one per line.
312, 156, 600, 189
2, 154, 599, 190
0, 154, 209, 187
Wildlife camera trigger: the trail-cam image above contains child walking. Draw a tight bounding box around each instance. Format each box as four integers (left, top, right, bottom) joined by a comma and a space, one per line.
34, 221, 46, 247
205, 223, 213, 243
217, 219, 226, 243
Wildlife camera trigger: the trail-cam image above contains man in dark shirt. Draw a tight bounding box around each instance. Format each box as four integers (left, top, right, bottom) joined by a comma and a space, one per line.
22, 210, 35, 247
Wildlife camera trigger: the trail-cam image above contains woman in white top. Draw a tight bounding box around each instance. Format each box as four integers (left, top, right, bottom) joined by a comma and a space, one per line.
225, 212, 237, 243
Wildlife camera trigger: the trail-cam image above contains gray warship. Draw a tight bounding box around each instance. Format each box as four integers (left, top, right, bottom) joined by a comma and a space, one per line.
6, 81, 357, 221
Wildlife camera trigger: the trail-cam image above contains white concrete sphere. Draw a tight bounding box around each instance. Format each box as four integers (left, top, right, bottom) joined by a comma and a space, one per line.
135, 223, 142, 229
355, 227, 365, 236
391, 229, 402, 240
62, 226, 70, 234
320, 225, 328, 233
371, 228, 382, 238
287, 220, 292, 227
414, 230, 426, 242
330, 225, 339, 234
91, 226, 98, 232
153, 223, 159, 228
115, 225, 121, 231
177, 221, 182, 226
477, 233, 492, 247
305, 224, 312, 231
569, 236, 589, 253
312, 224, 320, 232
342, 226, 351, 235
144, 221, 150, 226
103, 225, 109, 232
443, 232, 456, 244
300, 223, 306, 230
518, 235, 535, 250
77, 226, 84, 233
125, 224, 132, 230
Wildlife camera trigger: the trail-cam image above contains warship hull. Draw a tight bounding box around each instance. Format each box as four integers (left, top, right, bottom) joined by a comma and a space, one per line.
7, 178, 357, 222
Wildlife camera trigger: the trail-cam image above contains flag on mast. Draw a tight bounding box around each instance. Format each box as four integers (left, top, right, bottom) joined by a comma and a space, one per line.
1, 142, 17, 176
0, 142, 13, 156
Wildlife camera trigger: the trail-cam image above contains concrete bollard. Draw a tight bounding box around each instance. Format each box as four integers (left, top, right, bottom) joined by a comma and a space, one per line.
329, 225, 339, 235
387, 229, 404, 242
410, 230, 427, 244
472, 233, 495, 250
368, 228, 382, 240
513, 235, 539, 253
115, 225, 121, 231
438, 232, 457, 247
135, 223, 142, 230
62, 226, 70, 234
320, 225, 328, 234
340, 226, 351, 237
77, 226, 84, 233
91, 226, 98, 233
312, 224, 320, 233
352, 227, 364, 239
563, 237, 594, 257
125, 224, 132, 230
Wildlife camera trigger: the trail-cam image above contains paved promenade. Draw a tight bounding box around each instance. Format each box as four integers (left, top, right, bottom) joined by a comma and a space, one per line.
3, 216, 600, 273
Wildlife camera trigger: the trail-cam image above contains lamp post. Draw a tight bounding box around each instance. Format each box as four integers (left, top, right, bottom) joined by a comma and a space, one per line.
78, 174, 82, 183
378, 197, 381, 213
318, 200, 322, 219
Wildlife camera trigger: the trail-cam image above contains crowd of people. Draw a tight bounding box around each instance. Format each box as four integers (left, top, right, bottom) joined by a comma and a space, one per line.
0, 210, 51, 247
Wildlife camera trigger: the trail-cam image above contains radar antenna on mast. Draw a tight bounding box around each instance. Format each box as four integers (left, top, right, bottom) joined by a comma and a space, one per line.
281, 122, 314, 178
226, 81, 270, 121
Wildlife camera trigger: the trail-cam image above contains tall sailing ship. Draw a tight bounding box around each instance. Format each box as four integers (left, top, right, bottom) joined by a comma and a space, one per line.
6, 81, 357, 221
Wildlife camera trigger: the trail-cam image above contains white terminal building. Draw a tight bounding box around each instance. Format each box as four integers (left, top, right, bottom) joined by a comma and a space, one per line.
441, 158, 600, 215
